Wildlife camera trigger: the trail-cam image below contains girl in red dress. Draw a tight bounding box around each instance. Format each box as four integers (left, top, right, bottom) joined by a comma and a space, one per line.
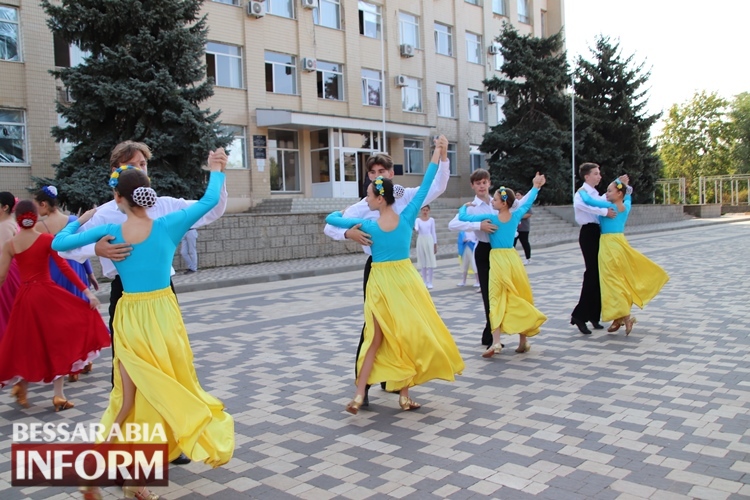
0, 191, 20, 341
0, 200, 110, 411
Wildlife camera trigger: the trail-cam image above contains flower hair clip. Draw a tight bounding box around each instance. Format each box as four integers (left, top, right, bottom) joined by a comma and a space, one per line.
614, 178, 624, 190
109, 164, 140, 188
499, 186, 508, 201
17, 211, 37, 228
373, 176, 385, 196
42, 185, 58, 198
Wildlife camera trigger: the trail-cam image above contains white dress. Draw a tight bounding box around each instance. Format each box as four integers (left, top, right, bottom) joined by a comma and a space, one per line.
414, 218, 437, 269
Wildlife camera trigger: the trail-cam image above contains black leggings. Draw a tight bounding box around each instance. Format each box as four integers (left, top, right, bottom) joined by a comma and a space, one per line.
514, 231, 531, 259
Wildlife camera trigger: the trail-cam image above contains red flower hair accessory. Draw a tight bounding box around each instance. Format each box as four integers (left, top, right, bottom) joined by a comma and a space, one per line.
16, 211, 37, 228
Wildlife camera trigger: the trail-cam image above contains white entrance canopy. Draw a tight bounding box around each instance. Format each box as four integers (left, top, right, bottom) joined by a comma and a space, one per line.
256, 109, 432, 137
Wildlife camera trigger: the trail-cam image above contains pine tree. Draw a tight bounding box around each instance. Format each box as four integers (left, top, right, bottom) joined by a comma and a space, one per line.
481, 23, 571, 204
574, 36, 661, 203
41, 0, 230, 212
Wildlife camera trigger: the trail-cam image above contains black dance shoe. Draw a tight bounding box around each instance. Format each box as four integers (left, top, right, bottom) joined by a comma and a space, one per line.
171, 453, 191, 465
570, 317, 592, 335
591, 321, 604, 330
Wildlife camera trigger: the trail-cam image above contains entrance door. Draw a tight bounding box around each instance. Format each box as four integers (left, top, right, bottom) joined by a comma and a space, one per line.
333, 148, 360, 198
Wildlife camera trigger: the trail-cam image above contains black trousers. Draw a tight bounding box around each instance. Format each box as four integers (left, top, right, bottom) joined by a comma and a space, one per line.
514, 231, 531, 259
108, 275, 176, 387
474, 242, 493, 346
571, 224, 601, 323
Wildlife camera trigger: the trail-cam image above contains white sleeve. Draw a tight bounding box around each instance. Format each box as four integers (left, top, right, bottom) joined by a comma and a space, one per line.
422, 159, 450, 206
574, 192, 608, 216
177, 178, 228, 228
324, 198, 370, 240
56, 208, 109, 263
448, 213, 482, 232
510, 190, 533, 213
430, 219, 437, 244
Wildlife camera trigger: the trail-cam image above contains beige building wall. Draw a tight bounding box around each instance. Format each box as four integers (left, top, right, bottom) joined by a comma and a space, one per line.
0, 0, 563, 209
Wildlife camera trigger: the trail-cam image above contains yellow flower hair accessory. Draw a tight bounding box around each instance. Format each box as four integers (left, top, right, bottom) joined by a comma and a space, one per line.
614, 178, 624, 190
109, 164, 139, 188
498, 186, 508, 201
373, 176, 385, 196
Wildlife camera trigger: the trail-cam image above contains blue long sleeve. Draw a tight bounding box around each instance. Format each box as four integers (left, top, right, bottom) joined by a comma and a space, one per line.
400, 162, 438, 226
52, 221, 115, 252
161, 171, 226, 246
578, 189, 615, 210
458, 205, 496, 224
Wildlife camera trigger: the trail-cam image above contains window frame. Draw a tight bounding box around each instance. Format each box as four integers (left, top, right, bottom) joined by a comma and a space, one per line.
492, 0, 508, 16
468, 89, 485, 122
404, 139, 425, 174
317, 61, 345, 101
436, 83, 455, 118
0, 5, 21, 63
205, 42, 243, 89
470, 144, 486, 172
265, 51, 298, 95
268, 129, 301, 192
358, 1, 382, 39
361, 68, 383, 106
223, 125, 248, 169
465, 32, 482, 64
496, 95, 508, 124
434, 23, 453, 57
447, 143, 457, 175
211, 0, 240, 5
267, 0, 295, 19
0, 109, 28, 166
518, 0, 531, 24
401, 77, 423, 113
399, 12, 420, 48
314, 0, 341, 30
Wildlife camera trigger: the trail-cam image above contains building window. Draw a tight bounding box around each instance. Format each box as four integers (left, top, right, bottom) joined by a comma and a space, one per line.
314, 0, 341, 29
53, 34, 90, 67
434, 23, 453, 57
447, 143, 457, 175
541, 10, 548, 37
358, 2, 381, 39
311, 129, 330, 183
470, 145, 486, 172
57, 114, 74, 161
494, 49, 505, 72
404, 139, 424, 174
466, 32, 482, 64
265, 51, 297, 94
212, 0, 240, 4
0, 109, 27, 165
0, 6, 20, 62
399, 12, 420, 48
268, 130, 300, 191
468, 90, 485, 122
401, 77, 422, 113
223, 125, 247, 169
317, 61, 344, 100
361, 69, 382, 106
492, 0, 508, 16
436, 83, 454, 118
496, 95, 507, 124
268, 0, 294, 19
465, 0, 480, 5
518, 0, 530, 24
206, 43, 243, 88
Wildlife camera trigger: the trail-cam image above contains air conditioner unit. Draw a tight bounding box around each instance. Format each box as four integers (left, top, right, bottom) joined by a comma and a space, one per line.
301, 0, 318, 9
488, 43, 501, 55
302, 57, 317, 72
488, 93, 498, 104
400, 44, 415, 58
394, 75, 408, 87
247, 1, 265, 18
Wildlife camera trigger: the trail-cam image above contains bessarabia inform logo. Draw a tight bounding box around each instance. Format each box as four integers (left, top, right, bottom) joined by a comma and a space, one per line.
10, 422, 169, 487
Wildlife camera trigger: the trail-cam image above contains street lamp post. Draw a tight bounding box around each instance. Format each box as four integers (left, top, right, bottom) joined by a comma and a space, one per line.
571, 74, 576, 200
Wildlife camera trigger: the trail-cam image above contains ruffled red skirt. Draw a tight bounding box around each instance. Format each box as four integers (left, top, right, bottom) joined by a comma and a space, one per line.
0, 259, 20, 342
0, 279, 110, 385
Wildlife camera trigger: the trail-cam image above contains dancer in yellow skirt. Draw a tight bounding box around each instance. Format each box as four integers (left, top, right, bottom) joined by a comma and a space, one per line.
326, 141, 464, 414
52, 154, 233, 500
458, 173, 548, 356
578, 178, 669, 335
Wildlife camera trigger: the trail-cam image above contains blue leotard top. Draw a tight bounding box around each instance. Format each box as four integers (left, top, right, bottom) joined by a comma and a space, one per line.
51, 171, 225, 293
578, 190, 631, 234
325, 162, 438, 262
457, 187, 538, 249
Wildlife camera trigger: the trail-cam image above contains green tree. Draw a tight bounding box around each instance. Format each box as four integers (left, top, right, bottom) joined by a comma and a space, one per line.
41, 0, 230, 211
658, 91, 736, 201
481, 23, 571, 204
574, 36, 662, 203
730, 92, 750, 174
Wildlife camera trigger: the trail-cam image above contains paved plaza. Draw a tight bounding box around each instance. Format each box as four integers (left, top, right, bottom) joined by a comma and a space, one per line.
1, 220, 750, 499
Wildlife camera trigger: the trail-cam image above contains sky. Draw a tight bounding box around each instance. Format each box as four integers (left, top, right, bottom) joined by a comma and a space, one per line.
564, 0, 750, 133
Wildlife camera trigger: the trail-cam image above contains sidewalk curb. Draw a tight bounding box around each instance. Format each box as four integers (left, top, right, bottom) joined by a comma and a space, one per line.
95, 215, 748, 301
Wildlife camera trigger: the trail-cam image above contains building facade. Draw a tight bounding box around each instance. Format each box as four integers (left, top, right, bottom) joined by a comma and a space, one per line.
0, 0, 563, 211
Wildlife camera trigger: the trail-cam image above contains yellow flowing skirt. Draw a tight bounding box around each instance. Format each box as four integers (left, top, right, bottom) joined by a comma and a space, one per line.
599, 234, 669, 321
101, 287, 234, 467
489, 249, 547, 336
359, 259, 464, 392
